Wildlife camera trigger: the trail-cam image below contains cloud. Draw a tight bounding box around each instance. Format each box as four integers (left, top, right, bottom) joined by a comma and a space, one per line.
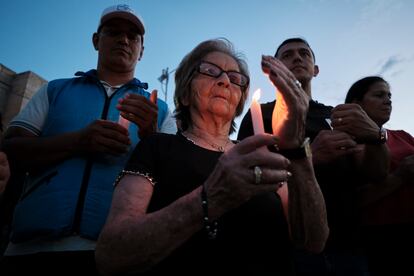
378, 55, 404, 75
359, 0, 403, 27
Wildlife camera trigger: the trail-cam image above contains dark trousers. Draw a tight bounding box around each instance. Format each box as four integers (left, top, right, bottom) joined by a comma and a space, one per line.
364, 224, 414, 276
0, 250, 99, 275
292, 249, 370, 276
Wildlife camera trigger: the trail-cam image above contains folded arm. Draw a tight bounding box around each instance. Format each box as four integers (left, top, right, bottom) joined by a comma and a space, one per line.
331, 104, 390, 180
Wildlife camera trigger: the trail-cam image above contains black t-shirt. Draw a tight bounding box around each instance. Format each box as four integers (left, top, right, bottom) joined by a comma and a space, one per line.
237, 100, 332, 142
125, 132, 294, 275
238, 100, 363, 250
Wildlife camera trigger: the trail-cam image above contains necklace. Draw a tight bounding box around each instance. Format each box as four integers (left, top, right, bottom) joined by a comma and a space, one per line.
182, 131, 231, 152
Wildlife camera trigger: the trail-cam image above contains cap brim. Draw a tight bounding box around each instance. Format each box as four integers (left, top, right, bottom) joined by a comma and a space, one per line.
100, 12, 145, 35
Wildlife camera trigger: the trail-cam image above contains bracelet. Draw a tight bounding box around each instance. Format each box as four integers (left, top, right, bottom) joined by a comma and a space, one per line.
201, 185, 218, 240
268, 137, 312, 159
113, 170, 156, 187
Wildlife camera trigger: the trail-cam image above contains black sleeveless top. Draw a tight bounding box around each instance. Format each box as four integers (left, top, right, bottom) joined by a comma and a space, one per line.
125, 132, 294, 275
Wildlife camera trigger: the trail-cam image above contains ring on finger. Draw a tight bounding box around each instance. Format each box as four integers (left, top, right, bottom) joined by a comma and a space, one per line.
294, 79, 302, 88
254, 166, 262, 185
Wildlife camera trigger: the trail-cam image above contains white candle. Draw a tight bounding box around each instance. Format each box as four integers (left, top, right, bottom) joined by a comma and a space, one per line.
250, 89, 265, 134
118, 114, 130, 129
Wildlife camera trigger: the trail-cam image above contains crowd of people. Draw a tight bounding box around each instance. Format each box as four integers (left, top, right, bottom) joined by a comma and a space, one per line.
0, 4, 413, 276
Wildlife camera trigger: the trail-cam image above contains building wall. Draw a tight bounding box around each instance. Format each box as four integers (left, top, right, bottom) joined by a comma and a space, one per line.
0, 64, 47, 130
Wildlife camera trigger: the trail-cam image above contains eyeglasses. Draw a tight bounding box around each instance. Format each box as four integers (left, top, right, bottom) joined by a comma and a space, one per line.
197, 61, 249, 88
100, 29, 141, 43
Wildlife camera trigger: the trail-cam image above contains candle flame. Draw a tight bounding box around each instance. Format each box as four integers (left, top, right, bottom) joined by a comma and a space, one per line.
252, 89, 261, 101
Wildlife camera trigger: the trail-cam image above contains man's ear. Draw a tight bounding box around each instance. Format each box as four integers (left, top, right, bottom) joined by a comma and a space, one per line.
138, 45, 144, 61
92, 33, 99, 51
313, 65, 319, 77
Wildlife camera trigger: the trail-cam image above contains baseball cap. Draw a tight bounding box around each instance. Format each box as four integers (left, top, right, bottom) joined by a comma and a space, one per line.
98, 4, 145, 35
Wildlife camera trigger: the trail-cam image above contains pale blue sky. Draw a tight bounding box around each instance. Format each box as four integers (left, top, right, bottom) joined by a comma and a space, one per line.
1, 0, 413, 136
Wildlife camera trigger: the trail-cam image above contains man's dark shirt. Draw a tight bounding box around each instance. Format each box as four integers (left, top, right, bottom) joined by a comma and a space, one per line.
238, 100, 332, 142
237, 99, 363, 250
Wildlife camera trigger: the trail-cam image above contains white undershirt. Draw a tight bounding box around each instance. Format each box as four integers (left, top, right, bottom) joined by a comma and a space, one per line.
101, 80, 121, 97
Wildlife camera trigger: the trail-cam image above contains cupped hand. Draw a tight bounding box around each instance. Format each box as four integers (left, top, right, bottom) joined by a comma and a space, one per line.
117, 90, 158, 138
331, 104, 380, 143
311, 130, 362, 165
261, 55, 309, 149
77, 120, 131, 156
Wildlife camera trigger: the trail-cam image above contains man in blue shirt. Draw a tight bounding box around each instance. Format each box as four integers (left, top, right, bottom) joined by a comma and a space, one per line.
1, 4, 176, 274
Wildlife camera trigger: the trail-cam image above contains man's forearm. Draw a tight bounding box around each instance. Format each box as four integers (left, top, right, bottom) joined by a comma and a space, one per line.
287, 157, 329, 253
3, 132, 80, 173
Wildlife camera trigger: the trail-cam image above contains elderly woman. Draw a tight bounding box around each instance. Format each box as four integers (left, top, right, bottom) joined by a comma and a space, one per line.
95, 38, 328, 275
345, 76, 414, 276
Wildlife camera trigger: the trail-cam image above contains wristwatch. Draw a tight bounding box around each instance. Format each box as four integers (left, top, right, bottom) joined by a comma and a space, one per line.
357, 127, 388, 145
365, 127, 388, 145
278, 137, 312, 159
379, 127, 388, 144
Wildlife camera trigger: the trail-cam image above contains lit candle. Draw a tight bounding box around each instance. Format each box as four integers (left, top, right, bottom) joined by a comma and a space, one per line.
118, 114, 130, 129
250, 89, 265, 134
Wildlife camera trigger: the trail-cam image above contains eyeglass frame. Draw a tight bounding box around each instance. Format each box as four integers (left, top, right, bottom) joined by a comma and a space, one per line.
195, 61, 250, 88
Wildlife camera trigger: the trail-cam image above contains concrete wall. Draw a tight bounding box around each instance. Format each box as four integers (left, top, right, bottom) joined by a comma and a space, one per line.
0, 64, 47, 130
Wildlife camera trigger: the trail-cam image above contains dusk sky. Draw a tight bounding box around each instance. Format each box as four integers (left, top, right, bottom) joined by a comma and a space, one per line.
1, 0, 413, 137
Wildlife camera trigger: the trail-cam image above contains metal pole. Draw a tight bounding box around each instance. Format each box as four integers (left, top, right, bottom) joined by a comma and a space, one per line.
158, 67, 176, 103
164, 67, 168, 102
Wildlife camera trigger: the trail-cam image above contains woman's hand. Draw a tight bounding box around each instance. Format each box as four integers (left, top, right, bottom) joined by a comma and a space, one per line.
261, 55, 309, 149
204, 134, 291, 219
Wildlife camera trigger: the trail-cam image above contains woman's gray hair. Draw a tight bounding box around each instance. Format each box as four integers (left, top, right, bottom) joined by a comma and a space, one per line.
173, 38, 249, 134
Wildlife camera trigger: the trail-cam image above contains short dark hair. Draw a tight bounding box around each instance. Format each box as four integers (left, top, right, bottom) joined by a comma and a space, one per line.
345, 76, 388, 103
274, 37, 315, 61
174, 38, 249, 134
